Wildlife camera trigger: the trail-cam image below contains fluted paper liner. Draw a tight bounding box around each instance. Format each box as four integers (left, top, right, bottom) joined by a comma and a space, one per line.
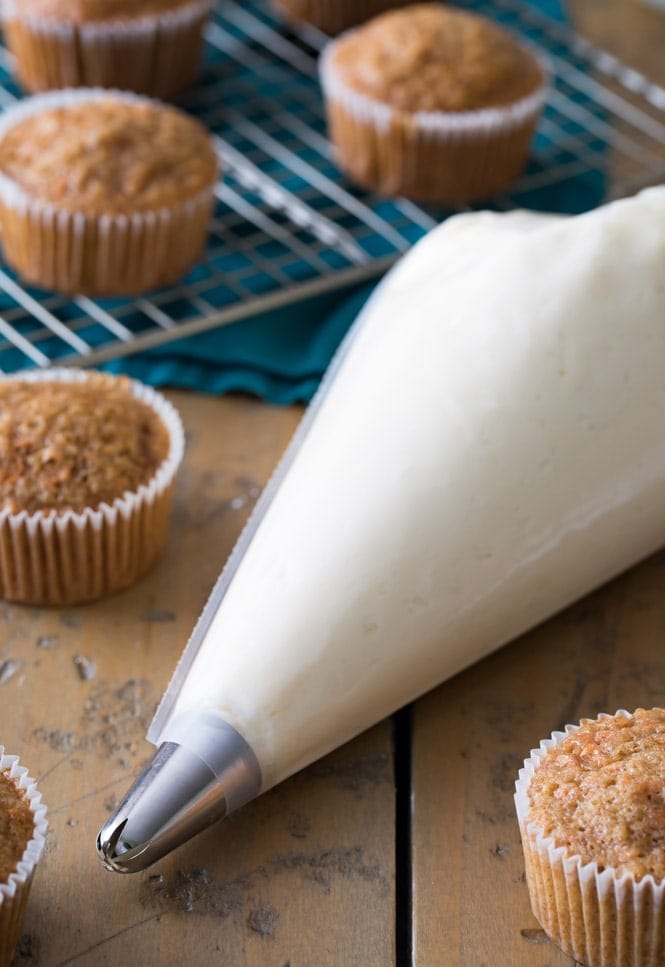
515, 711, 665, 967
0, 369, 185, 606
0, 88, 217, 297
1, 0, 211, 97
0, 749, 48, 967
319, 39, 549, 204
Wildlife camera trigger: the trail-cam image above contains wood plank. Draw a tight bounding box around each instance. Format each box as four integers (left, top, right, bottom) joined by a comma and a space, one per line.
414, 549, 665, 964
567, 0, 665, 85
411, 10, 665, 964
2, 391, 396, 967
411, 555, 665, 965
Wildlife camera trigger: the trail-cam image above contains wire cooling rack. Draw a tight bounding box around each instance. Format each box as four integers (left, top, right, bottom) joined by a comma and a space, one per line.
0, 0, 663, 372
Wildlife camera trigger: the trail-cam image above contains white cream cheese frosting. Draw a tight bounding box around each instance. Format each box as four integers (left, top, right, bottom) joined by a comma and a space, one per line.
156, 186, 665, 792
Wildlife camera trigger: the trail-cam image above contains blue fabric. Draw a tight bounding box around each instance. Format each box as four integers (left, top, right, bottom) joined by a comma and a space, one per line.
105, 283, 373, 405
105, 0, 605, 404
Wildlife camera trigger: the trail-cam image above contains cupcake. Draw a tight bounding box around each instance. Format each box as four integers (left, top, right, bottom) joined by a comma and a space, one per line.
271, 0, 420, 36
0, 88, 218, 296
0, 749, 47, 967
0, 368, 185, 606
515, 708, 665, 967
319, 4, 548, 205
1, 0, 211, 98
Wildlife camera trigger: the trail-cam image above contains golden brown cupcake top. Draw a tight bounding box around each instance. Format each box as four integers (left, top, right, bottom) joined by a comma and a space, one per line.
328, 4, 544, 112
0, 374, 171, 515
12, 0, 196, 24
0, 97, 218, 215
528, 709, 665, 881
0, 771, 34, 884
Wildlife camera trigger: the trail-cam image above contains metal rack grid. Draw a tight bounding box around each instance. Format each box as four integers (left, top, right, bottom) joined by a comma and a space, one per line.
0, 0, 663, 373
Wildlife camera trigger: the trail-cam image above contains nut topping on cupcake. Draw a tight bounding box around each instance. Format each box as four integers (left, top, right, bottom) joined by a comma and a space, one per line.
0, 369, 185, 606
0, 750, 47, 967
515, 708, 665, 967
0, 773, 34, 886
0, 376, 170, 515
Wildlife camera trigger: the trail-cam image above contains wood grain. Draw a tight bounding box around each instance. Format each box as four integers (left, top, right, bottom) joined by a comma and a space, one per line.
568, 0, 665, 84
1, 4, 663, 966
411, 553, 665, 965
410, 6, 665, 965
3, 392, 395, 967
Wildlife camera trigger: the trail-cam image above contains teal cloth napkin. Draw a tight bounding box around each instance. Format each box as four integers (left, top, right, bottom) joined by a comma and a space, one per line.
105, 0, 603, 404
106, 283, 373, 405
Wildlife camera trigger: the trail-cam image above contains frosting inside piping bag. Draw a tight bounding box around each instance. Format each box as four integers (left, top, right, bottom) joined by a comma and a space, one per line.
153, 187, 665, 792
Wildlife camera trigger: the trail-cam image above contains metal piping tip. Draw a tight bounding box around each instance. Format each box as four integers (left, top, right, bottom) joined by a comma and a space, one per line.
97, 713, 262, 873
97, 742, 227, 873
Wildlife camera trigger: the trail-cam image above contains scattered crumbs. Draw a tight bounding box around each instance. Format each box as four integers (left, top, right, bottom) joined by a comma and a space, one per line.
84, 692, 101, 715
273, 845, 387, 895
0, 658, 22, 684
77, 678, 152, 760
117, 679, 146, 708
139, 609, 176, 623
66, 818, 78, 828
306, 751, 390, 793
520, 928, 549, 944
141, 866, 249, 919
15, 933, 40, 962
142, 846, 389, 921
229, 495, 246, 511
169, 869, 211, 913
60, 613, 83, 629
32, 728, 76, 753
246, 905, 279, 939
475, 809, 498, 826
288, 814, 311, 840
235, 475, 261, 501
104, 794, 119, 814
37, 635, 59, 649
73, 652, 96, 681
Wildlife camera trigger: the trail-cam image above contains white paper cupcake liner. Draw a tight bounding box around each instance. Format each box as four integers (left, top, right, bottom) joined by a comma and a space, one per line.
515, 710, 665, 967
0, 88, 217, 296
0, 749, 48, 967
319, 39, 549, 204
0, 368, 186, 606
0, 0, 211, 97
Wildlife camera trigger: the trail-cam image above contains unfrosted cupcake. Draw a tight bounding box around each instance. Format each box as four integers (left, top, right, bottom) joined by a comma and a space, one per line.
0, 749, 47, 967
320, 4, 548, 205
0, 89, 218, 296
515, 708, 665, 967
0, 368, 185, 606
271, 0, 420, 36
1, 0, 211, 98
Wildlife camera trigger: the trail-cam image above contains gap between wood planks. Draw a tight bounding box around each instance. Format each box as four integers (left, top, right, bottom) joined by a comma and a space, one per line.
394, 706, 413, 967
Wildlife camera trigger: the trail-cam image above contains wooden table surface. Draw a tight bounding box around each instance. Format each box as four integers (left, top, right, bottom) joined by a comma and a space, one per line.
3, 3, 665, 966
